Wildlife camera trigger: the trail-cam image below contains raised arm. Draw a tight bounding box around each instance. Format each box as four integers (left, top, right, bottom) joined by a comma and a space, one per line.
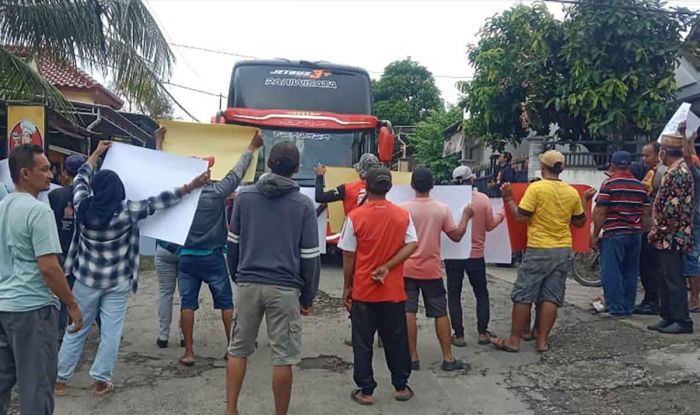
127, 170, 210, 222
315, 165, 346, 203
73, 140, 112, 211
210, 132, 263, 197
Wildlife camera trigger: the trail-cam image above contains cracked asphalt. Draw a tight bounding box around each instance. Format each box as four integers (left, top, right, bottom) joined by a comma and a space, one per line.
11, 258, 698, 414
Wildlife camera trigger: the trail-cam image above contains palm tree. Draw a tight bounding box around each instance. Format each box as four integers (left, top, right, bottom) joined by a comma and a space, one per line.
0, 0, 174, 117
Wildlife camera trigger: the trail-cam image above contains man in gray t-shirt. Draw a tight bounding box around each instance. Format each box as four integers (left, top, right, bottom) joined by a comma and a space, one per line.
0, 144, 83, 414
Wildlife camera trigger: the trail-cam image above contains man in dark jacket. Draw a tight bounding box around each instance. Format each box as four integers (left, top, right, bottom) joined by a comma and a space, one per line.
226, 141, 320, 415
48, 154, 86, 340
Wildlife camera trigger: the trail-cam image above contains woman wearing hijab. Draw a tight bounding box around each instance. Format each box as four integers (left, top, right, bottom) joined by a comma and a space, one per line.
54, 141, 209, 396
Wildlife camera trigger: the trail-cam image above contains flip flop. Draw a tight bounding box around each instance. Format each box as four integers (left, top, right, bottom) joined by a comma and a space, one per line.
689, 306, 700, 313
537, 342, 551, 353
394, 385, 414, 402
520, 332, 538, 342
351, 389, 373, 406
491, 338, 519, 353
478, 330, 496, 345
179, 357, 195, 367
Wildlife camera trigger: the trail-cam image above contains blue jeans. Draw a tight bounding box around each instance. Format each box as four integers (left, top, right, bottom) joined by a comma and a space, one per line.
57, 278, 130, 384
600, 234, 642, 315
179, 251, 233, 310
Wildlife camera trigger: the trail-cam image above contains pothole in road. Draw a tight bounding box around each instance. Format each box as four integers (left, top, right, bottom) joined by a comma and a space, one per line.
298, 355, 353, 372
313, 290, 345, 315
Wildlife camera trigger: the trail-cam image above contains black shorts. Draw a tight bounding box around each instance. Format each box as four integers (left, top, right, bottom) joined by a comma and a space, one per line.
404, 278, 448, 318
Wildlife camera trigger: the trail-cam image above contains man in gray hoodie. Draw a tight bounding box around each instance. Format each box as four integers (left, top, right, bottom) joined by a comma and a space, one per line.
225, 141, 321, 415
178, 132, 263, 367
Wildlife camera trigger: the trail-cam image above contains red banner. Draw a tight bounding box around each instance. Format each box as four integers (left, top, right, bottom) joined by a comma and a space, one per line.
503, 183, 594, 253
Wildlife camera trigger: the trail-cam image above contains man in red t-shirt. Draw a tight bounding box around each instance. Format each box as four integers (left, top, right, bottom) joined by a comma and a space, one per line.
339, 167, 418, 406
400, 167, 469, 372
314, 153, 381, 214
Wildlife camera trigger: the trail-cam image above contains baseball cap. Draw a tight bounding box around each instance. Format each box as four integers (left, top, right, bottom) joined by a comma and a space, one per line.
610, 151, 631, 168
538, 150, 565, 168
365, 167, 392, 194
64, 155, 87, 176
411, 167, 434, 192
354, 153, 381, 178
452, 165, 475, 182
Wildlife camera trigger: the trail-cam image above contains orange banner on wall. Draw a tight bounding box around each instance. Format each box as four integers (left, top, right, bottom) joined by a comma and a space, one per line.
503, 182, 593, 253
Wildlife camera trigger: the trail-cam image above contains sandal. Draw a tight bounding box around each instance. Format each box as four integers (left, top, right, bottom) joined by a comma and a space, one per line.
689, 306, 700, 313
537, 342, 551, 353
491, 338, 519, 353
179, 356, 195, 367
478, 330, 496, 345
394, 385, 414, 402
351, 389, 373, 406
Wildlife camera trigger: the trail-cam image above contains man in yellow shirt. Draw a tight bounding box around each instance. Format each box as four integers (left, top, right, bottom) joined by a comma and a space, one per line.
492, 150, 595, 353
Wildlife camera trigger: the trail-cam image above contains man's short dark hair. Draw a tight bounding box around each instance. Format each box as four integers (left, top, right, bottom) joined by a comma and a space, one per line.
502, 152, 512, 163
544, 163, 563, 175
366, 167, 392, 196
644, 141, 661, 154
9, 144, 44, 184
268, 141, 300, 176
411, 167, 434, 193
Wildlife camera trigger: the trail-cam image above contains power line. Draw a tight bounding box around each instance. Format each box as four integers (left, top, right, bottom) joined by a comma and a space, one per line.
164, 81, 226, 98
169, 43, 473, 80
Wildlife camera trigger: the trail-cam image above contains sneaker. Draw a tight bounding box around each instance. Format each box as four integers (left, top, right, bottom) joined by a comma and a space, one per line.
450, 336, 467, 347
411, 360, 420, 371
441, 359, 464, 372
156, 338, 168, 349
592, 300, 607, 313
54, 381, 67, 396
90, 381, 113, 396
658, 323, 694, 335
647, 320, 673, 331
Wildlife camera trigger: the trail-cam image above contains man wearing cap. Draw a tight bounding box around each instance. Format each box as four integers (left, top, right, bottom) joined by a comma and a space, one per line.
591, 151, 650, 316
647, 134, 695, 334
49, 154, 87, 341
178, 132, 263, 366
339, 167, 418, 405
446, 165, 505, 347
494, 150, 594, 353
226, 141, 320, 415
314, 153, 381, 215
399, 167, 469, 372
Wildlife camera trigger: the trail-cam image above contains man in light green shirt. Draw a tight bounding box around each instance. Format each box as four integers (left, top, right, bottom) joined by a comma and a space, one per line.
0, 144, 83, 414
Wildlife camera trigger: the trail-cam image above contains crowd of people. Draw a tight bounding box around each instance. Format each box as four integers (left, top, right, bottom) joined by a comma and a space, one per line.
0, 121, 696, 415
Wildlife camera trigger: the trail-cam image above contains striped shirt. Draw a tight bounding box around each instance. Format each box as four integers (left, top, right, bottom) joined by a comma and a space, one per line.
596, 171, 649, 237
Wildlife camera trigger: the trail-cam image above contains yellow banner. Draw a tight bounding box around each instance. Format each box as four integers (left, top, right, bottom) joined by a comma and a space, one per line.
159, 120, 259, 182
324, 167, 413, 233
7, 105, 45, 152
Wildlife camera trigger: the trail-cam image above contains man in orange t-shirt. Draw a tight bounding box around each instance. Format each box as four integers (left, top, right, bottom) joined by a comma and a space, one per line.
400, 167, 469, 372
339, 167, 418, 406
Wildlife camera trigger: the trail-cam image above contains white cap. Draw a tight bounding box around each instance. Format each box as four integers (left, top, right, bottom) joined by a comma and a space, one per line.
452, 165, 475, 181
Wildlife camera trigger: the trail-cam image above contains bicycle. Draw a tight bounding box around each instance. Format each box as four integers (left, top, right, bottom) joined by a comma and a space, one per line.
571, 249, 602, 287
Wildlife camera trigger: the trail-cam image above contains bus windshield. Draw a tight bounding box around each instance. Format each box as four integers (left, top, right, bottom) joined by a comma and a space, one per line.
259, 129, 369, 185
230, 64, 372, 115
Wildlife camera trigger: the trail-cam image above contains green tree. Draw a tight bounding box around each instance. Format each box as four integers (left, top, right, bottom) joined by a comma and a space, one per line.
373, 58, 443, 125
410, 107, 463, 184
0, 0, 174, 117
462, 0, 694, 145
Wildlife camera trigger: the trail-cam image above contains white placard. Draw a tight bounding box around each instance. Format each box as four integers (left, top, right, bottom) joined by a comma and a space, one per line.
483, 198, 512, 264
387, 185, 472, 259
101, 142, 207, 245
299, 187, 327, 255
658, 102, 700, 141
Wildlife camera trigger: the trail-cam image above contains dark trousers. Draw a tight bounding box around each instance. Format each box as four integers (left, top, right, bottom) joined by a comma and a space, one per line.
351, 301, 411, 395
445, 258, 490, 336
58, 274, 76, 340
600, 234, 641, 315
656, 249, 693, 327
639, 234, 659, 307
0, 306, 58, 415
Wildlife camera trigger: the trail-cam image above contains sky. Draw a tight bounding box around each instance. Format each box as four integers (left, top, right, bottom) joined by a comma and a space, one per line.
144, 0, 700, 122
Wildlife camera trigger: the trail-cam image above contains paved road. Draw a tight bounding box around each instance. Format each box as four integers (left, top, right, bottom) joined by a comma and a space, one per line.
30, 260, 699, 414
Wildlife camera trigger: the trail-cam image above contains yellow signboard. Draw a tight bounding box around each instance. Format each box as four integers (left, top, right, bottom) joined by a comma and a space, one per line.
324, 167, 413, 233
7, 105, 45, 153
159, 120, 260, 182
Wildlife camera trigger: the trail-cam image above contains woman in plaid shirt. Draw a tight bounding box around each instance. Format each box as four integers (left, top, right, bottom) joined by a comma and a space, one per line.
54, 141, 209, 396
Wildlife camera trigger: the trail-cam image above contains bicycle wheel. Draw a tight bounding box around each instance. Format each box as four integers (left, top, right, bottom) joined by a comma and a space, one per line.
571, 251, 602, 287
